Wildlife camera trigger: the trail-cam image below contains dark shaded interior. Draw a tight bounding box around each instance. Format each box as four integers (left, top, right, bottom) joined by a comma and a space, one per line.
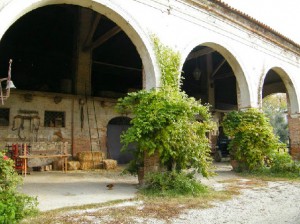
0, 5, 142, 96
182, 46, 237, 110
262, 70, 286, 98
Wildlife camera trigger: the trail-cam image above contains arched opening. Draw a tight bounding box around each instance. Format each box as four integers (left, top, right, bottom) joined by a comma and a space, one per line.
0, 5, 143, 96
181, 43, 247, 161
182, 45, 237, 111
0, 3, 152, 169
262, 68, 294, 150
107, 116, 135, 164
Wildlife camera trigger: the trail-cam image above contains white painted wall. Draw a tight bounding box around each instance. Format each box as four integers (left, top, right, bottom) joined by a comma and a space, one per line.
1, 0, 300, 114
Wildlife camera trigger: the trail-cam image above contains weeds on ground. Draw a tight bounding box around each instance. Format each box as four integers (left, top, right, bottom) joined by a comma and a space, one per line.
139, 171, 209, 197
235, 152, 300, 181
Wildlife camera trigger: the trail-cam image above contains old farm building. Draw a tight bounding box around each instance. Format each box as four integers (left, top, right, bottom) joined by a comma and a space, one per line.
0, 0, 300, 172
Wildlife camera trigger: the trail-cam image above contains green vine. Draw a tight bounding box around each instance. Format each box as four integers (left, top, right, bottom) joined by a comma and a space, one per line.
116, 36, 215, 177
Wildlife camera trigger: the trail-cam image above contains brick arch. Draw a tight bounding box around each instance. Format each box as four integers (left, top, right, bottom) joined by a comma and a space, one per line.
181, 40, 251, 110
260, 66, 299, 114
0, 0, 158, 90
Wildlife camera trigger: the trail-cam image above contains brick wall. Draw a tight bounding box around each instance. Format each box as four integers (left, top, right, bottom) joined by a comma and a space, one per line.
288, 116, 300, 160
0, 91, 119, 163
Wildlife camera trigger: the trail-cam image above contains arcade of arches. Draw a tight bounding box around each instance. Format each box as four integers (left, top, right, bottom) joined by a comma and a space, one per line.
0, 0, 300, 170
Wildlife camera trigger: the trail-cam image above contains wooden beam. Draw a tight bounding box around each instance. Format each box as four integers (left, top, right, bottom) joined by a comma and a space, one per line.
212, 72, 234, 80
211, 59, 226, 78
186, 47, 215, 61
83, 14, 102, 49
89, 26, 121, 50
93, 61, 142, 72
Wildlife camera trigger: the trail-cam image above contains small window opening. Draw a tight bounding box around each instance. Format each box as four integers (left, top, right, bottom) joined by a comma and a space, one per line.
44, 111, 65, 127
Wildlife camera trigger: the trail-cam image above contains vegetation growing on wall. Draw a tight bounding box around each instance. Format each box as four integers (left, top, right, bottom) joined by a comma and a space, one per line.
116, 37, 215, 177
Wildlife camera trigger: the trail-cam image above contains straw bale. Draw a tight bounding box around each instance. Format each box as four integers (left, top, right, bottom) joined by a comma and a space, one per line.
103, 159, 117, 170
77, 151, 103, 162
80, 161, 100, 170
68, 161, 80, 170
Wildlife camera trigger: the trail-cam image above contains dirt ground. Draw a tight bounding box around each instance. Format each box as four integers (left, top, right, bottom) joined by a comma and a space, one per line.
19, 163, 300, 223
19, 168, 138, 211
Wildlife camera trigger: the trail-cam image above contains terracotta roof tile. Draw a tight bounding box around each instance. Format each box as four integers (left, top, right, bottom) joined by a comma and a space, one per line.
212, 0, 300, 48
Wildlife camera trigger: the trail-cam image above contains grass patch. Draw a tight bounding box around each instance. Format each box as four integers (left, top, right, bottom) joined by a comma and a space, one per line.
236, 169, 300, 182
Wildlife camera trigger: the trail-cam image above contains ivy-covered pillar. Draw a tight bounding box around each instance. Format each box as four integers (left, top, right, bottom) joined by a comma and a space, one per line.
288, 114, 300, 160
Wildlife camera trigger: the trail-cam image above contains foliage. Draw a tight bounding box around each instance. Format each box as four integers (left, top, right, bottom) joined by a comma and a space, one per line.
0, 151, 38, 223
140, 171, 209, 197
116, 37, 215, 177
269, 151, 300, 174
222, 108, 283, 171
263, 94, 288, 144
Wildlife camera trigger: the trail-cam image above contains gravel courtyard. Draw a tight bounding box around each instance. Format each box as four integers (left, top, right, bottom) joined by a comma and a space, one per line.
20, 163, 300, 223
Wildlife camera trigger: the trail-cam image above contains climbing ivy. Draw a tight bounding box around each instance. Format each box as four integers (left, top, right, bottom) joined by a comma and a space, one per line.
116, 36, 215, 177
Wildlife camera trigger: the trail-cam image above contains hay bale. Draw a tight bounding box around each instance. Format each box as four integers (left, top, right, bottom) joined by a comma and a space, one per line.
77, 151, 103, 162
68, 161, 80, 170
80, 161, 100, 170
103, 159, 117, 170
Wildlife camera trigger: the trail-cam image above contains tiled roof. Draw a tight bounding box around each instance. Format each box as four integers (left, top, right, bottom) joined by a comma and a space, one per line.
211, 0, 300, 49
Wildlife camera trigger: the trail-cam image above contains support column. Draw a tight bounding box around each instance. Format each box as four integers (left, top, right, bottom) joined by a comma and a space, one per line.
288, 114, 300, 160
138, 151, 160, 185
74, 8, 93, 96
206, 53, 215, 109
72, 9, 94, 156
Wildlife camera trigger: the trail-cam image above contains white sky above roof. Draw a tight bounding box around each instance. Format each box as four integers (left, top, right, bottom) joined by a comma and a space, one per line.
221, 0, 300, 44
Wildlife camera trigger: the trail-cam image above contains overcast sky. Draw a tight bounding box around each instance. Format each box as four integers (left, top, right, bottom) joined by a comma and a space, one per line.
221, 0, 300, 44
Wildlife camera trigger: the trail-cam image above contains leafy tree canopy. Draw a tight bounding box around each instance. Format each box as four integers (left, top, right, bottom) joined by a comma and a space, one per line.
262, 93, 288, 144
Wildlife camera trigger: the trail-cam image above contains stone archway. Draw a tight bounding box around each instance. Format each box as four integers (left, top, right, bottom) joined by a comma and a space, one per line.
259, 67, 299, 115
180, 41, 251, 111
0, 0, 158, 90
180, 41, 249, 161
0, 1, 158, 157
260, 66, 300, 159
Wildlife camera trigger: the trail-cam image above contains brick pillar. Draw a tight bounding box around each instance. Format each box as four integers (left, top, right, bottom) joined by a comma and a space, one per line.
138, 151, 160, 185
288, 115, 300, 160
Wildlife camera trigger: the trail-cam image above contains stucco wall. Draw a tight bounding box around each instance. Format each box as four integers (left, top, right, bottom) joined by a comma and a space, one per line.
1, 0, 300, 162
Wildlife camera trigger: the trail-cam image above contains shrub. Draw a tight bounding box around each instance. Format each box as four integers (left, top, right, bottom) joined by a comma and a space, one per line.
269, 151, 300, 174
222, 108, 282, 171
140, 171, 209, 197
0, 151, 38, 223
117, 36, 215, 177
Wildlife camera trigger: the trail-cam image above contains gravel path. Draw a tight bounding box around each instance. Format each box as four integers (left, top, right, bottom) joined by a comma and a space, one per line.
173, 181, 300, 224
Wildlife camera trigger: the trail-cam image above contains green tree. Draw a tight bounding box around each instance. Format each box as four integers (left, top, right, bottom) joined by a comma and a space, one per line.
262, 93, 288, 144
116, 37, 215, 177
